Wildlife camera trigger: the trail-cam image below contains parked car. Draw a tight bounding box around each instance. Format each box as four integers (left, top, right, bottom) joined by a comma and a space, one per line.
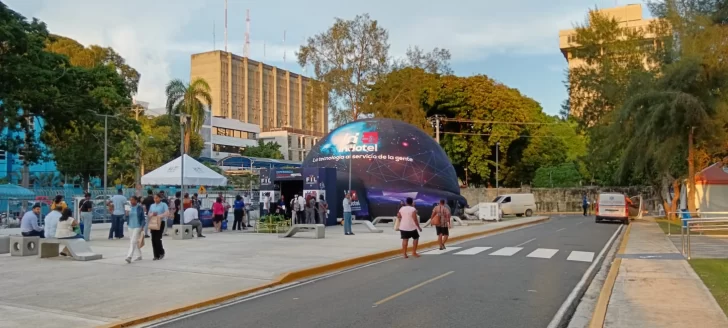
493, 193, 536, 217
595, 193, 630, 224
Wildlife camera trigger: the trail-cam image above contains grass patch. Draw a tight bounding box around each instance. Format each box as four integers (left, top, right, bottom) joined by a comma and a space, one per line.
690, 259, 728, 316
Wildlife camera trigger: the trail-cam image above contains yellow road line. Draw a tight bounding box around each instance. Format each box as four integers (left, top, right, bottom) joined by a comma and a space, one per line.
374, 271, 455, 306
589, 223, 632, 328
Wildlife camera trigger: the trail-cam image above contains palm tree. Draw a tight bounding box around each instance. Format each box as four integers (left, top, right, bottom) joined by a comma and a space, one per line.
616, 58, 728, 215
165, 78, 213, 153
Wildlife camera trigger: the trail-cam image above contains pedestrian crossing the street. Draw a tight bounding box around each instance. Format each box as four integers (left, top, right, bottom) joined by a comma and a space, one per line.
423, 246, 595, 263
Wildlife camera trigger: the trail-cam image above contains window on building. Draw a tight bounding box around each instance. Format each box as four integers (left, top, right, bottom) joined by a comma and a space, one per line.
215, 127, 256, 139
213, 144, 243, 154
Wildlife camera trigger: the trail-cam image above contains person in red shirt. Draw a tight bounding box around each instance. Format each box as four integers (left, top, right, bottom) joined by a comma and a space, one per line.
212, 197, 225, 232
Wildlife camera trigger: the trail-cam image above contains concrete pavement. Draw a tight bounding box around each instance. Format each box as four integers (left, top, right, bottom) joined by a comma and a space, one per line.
604, 220, 728, 328
0, 217, 545, 328
152, 215, 618, 328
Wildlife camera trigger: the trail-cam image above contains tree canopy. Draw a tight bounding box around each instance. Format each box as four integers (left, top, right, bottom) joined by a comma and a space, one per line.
240, 140, 285, 160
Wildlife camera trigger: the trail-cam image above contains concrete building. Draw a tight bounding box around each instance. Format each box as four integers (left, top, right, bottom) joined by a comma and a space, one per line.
258, 129, 321, 162
190, 51, 328, 154
559, 4, 661, 117
199, 109, 261, 160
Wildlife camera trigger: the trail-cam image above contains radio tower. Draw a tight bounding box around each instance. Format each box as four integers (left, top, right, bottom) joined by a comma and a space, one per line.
244, 9, 250, 57
224, 0, 228, 52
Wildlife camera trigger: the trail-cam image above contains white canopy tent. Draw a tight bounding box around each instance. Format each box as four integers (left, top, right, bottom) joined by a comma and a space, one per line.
141, 154, 228, 186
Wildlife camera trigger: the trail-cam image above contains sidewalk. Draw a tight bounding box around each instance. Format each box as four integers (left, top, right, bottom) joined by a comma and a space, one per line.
0, 217, 546, 328
604, 220, 728, 327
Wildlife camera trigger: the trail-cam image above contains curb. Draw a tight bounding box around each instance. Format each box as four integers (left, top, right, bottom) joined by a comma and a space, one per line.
98, 217, 549, 328
588, 222, 632, 328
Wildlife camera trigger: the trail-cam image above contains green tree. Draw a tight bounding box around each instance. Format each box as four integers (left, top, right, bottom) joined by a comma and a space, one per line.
532, 163, 583, 188
165, 78, 213, 153
360, 67, 440, 131
240, 140, 284, 159
297, 13, 390, 125
393, 46, 453, 75
45, 35, 140, 94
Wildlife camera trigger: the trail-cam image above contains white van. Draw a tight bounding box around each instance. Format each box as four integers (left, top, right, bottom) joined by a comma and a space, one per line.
596, 193, 629, 224
493, 193, 536, 217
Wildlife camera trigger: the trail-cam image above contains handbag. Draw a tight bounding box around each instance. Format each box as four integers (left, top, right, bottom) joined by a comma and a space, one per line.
137, 235, 145, 249
394, 216, 401, 231
148, 215, 162, 231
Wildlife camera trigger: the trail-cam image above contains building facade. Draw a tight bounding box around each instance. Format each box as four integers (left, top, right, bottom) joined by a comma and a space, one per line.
558, 4, 660, 117
0, 116, 60, 186
190, 51, 328, 139
258, 128, 321, 162
199, 110, 261, 160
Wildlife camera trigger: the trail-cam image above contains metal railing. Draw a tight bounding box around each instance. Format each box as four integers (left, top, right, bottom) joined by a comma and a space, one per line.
680, 213, 728, 260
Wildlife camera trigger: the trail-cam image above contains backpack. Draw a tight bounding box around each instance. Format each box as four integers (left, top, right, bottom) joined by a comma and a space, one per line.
431, 205, 445, 226
293, 197, 302, 211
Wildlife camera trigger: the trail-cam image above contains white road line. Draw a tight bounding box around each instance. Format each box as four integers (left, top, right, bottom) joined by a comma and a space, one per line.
527, 248, 559, 259
576, 221, 585, 225
489, 247, 523, 256
555, 228, 566, 232
515, 238, 536, 247
454, 247, 492, 255
567, 251, 595, 262
423, 247, 462, 255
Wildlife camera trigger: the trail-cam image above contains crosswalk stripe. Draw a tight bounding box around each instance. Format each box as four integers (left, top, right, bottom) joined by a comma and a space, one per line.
567, 251, 595, 262
527, 248, 559, 259
423, 247, 462, 255
489, 247, 523, 256
454, 247, 492, 255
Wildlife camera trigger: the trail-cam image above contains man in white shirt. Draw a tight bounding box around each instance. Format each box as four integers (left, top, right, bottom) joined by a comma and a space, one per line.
20, 204, 44, 237
342, 193, 353, 235
108, 189, 128, 239
296, 195, 306, 224
44, 207, 63, 240
183, 207, 205, 238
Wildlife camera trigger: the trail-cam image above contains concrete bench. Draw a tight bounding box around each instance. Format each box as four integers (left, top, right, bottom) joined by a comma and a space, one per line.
0, 236, 10, 254
10, 236, 40, 256
172, 225, 193, 240
281, 224, 325, 239
39, 238, 102, 261
352, 220, 383, 233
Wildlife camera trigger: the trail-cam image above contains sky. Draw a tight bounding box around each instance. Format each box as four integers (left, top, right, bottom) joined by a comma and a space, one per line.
5, 0, 651, 116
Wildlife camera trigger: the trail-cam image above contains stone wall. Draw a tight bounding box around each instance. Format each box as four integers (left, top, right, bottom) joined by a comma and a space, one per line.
459, 186, 659, 213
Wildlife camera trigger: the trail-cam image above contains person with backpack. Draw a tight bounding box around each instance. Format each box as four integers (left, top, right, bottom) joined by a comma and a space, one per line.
431, 199, 452, 250
305, 194, 317, 224
292, 194, 302, 224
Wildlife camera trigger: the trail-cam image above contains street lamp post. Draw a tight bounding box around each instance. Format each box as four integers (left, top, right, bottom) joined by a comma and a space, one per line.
178, 115, 188, 196
88, 111, 118, 193
496, 142, 500, 196
348, 141, 355, 192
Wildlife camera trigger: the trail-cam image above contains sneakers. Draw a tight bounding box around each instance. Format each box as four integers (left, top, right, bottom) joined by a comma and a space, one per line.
125, 257, 131, 264
134, 256, 142, 261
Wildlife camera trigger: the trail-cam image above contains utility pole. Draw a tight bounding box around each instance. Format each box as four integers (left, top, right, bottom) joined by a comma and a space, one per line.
496, 142, 500, 196
89, 111, 117, 194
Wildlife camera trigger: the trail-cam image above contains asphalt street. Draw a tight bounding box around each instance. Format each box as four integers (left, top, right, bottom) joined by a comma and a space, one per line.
154, 215, 621, 328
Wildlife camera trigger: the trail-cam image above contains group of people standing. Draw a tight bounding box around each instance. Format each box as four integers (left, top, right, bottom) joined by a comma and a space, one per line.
394, 198, 452, 259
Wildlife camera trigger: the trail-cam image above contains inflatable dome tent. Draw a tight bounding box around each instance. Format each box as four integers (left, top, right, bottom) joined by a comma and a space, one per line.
303, 118, 467, 220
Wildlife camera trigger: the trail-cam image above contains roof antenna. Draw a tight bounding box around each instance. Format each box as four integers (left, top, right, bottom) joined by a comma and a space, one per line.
244, 9, 250, 57
224, 0, 228, 52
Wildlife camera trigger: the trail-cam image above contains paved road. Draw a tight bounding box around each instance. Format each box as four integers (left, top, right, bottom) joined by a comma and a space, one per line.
154, 215, 621, 328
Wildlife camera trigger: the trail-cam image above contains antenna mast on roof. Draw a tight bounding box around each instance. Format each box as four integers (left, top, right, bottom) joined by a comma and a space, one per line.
283, 30, 286, 65
244, 9, 250, 57
224, 0, 228, 52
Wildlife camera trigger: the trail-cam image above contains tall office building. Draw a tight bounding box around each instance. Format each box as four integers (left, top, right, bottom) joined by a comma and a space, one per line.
190, 50, 328, 137
558, 4, 661, 118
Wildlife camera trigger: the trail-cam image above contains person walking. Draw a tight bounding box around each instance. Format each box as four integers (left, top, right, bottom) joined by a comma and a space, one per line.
317, 195, 328, 225
78, 193, 94, 241
148, 193, 169, 260
125, 196, 146, 263
20, 204, 44, 237
582, 193, 589, 216
343, 193, 354, 235
233, 195, 245, 231
212, 197, 225, 232
398, 197, 422, 258
431, 199, 452, 250
306, 195, 316, 224
108, 189, 127, 239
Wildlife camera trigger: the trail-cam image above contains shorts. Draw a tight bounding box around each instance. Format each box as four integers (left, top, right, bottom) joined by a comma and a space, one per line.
400, 230, 420, 240
435, 226, 449, 236
213, 214, 224, 222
